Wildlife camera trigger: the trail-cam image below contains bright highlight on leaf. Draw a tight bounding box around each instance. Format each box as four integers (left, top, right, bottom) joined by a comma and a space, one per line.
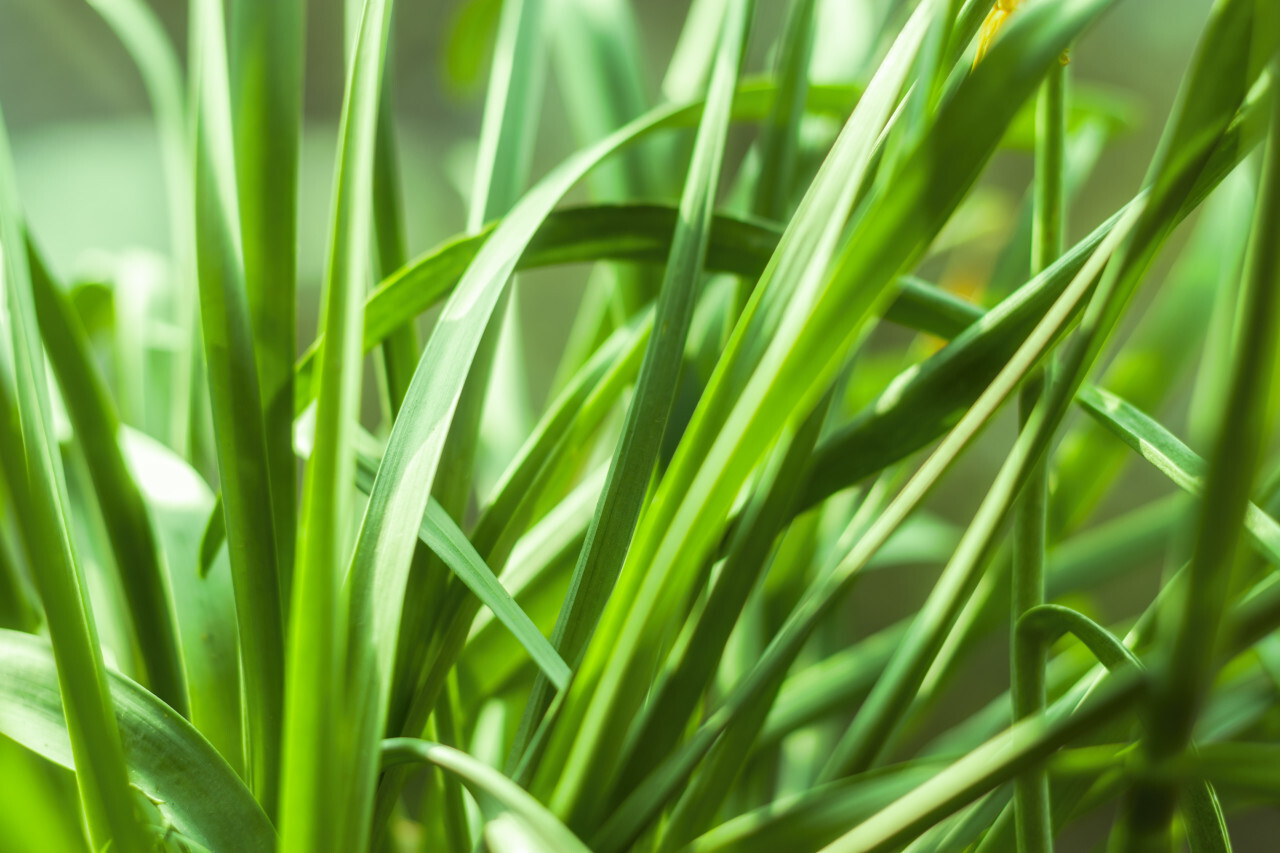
1, 1, 1279, 851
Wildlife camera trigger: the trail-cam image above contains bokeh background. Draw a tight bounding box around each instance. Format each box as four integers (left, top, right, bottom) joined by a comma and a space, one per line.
6, 0, 1274, 846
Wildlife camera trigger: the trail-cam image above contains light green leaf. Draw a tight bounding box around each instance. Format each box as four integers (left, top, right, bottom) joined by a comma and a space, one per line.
0, 629, 273, 852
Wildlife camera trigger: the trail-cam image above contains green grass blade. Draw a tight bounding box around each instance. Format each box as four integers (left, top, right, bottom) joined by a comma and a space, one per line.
0, 629, 273, 852
663, 0, 729, 102
751, 0, 815, 221
511, 0, 753, 806
609, 399, 834, 848
227, 0, 306, 603
469, 311, 649, 562
370, 64, 421, 417
381, 738, 591, 853
1017, 604, 1142, 673
444, 0, 545, 504
1010, 37, 1068, 853
1078, 385, 1280, 563
277, 0, 393, 850
191, 0, 285, 815
0, 99, 149, 853
1183, 782, 1232, 853
27, 243, 188, 717
0, 497, 38, 631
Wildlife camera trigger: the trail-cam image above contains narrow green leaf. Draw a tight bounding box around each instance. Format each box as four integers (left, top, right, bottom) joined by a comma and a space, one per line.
0, 629, 273, 852
191, 0, 284, 814
335, 427, 571, 690
752, 0, 815, 221
0, 97, 149, 853
27, 243, 187, 717
277, 0, 393, 849
548, 0, 665, 389
1017, 604, 1141, 673
227, 0, 306, 604
370, 54, 421, 417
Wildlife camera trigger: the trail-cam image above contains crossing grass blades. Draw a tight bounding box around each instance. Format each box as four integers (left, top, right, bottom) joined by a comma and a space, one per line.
1, 0, 1280, 851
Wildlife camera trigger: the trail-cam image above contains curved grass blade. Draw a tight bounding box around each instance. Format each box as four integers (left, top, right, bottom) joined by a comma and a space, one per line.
0, 629, 273, 852
191, 0, 284, 815
381, 738, 591, 853
752, 0, 815, 221
1014, 605, 1231, 853
0, 99, 149, 853
27, 242, 187, 717
1017, 604, 1141, 673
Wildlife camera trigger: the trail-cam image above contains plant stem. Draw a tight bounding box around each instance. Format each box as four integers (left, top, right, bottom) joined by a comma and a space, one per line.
1013, 58, 1066, 853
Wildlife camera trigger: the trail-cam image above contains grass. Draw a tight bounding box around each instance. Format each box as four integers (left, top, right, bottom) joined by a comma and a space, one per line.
0, 0, 1279, 851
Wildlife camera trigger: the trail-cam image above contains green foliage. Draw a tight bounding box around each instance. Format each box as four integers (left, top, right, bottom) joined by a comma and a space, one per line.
2, 0, 1280, 851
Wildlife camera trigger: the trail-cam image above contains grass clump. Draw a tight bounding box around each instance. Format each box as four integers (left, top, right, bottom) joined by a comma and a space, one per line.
1, 0, 1279, 851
